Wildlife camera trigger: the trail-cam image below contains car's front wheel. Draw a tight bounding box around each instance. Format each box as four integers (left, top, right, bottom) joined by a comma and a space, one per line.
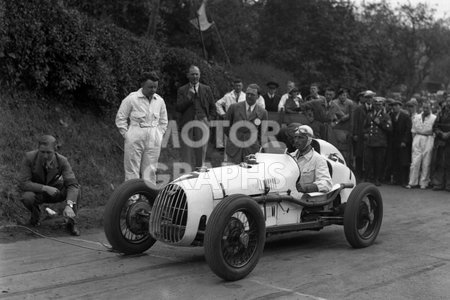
104, 179, 159, 254
204, 194, 266, 281
344, 183, 383, 248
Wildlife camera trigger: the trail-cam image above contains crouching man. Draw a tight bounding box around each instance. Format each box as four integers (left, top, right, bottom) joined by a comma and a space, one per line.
18, 135, 80, 236
291, 125, 333, 193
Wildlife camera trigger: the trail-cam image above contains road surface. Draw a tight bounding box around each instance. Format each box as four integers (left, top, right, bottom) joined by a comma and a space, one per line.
1, 185, 449, 299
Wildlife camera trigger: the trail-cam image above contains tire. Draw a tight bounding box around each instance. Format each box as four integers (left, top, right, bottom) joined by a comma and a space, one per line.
104, 179, 159, 254
204, 194, 266, 281
344, 183, 383, 248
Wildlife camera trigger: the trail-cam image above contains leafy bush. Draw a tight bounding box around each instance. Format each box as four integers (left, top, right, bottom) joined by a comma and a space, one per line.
0, 0, 233, 111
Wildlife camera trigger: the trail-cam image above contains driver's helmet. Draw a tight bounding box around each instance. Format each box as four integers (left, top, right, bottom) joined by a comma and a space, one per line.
295, 125, 314, 138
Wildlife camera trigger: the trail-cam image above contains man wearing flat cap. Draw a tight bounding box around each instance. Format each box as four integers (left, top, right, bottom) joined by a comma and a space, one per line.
363, 96, 392, 186
263, 81, 281, 124
263, 81, 281, 112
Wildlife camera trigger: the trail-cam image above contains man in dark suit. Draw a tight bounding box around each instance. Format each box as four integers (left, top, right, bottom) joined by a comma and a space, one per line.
225, 84, 268, 164
352, 90, 375, 180
18, 135, 80, 235
176, 65, 217, 170
389, 100, 412, 186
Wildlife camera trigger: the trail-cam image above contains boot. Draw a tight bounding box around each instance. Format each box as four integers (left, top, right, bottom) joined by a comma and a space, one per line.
66, 218, 80, 236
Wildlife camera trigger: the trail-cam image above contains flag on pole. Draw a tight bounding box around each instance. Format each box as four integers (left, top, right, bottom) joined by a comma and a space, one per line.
190, 0, 214, 31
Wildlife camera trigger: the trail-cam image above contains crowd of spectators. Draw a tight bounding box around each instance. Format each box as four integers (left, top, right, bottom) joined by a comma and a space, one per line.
216, 79, 450, 191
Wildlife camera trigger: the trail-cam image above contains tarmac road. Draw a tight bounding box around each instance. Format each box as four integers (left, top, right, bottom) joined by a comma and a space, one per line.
1, 185, 449, 300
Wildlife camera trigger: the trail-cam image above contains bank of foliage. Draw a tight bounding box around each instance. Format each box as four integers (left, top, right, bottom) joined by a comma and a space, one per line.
66, 0, 450, 97
2, 0, 450, 107
0, 0, 231, 111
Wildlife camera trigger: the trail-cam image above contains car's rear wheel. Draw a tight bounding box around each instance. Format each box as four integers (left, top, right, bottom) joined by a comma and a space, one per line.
344, 183, 383, 248
204, 194, 266, 281
104, 179, 159, 254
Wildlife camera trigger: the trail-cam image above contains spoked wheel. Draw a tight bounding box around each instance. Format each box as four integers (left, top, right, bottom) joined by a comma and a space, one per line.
104, 179, 159, 254
344, 183, 383, 248
204, 194, 265, 281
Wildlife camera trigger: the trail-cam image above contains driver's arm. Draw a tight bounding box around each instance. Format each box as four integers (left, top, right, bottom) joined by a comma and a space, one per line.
313, 157, 333, 193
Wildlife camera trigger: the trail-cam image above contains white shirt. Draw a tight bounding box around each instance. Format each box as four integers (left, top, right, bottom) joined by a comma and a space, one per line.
411, 112, 436, 135
216, 91, 265, 116
278, 92, 303, 111
216, 90, 245, 116
245, 102, 257, 114
115, 88, 168, 137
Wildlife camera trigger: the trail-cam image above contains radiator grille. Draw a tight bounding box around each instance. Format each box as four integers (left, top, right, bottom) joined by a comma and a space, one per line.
149, 184, 188, 243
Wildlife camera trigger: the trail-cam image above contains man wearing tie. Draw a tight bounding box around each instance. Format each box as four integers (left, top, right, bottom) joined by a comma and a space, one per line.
225, 84, 268, 164
176, 65, 217, 170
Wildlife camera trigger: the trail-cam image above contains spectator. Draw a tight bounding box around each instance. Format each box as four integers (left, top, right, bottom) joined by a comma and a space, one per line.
296, 87, 343, 144
363, 97, 392, 186
215, 78, 245, 119
406, 101, 436, 189
176, 65, 217, 170
263, 81, 281, 123
225, 84, 268, 164
383, 98, 395, 183
283, 88, 308, 125
431, 96, 450, 191
332, 88, 354, 166
116, 72, 168, 184
215, 78, 245, 151
353, 90, 375, 180
389, 100, 412, 186
18, 135, 80, 236
305, 83, 326, 102
406, 98, 419, 119
278, 81, 300, 112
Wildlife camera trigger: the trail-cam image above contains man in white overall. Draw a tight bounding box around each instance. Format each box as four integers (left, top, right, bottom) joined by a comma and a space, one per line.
406, 101, 436, 189
116, 72, 168, 185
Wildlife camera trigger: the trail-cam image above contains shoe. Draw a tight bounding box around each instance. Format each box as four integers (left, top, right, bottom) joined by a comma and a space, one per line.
420, 186, 427, 190
66, 220, 80, 236
405, 185, 412, 189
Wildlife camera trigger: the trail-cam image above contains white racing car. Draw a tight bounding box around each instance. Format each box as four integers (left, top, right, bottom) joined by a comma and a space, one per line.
104, 139, 383, 281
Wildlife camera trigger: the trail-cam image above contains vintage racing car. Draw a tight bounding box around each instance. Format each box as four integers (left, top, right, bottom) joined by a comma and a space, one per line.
104, 139, 383, 281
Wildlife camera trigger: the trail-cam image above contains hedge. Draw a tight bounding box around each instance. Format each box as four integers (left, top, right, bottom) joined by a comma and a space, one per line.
0, 0, 231, 110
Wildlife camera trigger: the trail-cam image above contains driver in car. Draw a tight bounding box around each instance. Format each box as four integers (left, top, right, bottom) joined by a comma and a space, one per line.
292, 125, 333, 193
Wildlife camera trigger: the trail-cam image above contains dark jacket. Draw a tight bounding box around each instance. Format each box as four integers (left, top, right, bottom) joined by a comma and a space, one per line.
433, 107, 450, 145
391, 111, 412, 147
176, 83, 217, 128
18, 150, 79, 200
364, 109, 393, 147
225, 101, 268, 163
263, 93, 281, 112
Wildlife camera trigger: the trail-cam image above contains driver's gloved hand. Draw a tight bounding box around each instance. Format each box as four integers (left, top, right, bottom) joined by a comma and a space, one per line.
297, 183, 319, 193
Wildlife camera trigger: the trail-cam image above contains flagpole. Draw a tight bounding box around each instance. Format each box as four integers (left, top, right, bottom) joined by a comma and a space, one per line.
196, 13, 208, 60
212, 22, 231, 68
